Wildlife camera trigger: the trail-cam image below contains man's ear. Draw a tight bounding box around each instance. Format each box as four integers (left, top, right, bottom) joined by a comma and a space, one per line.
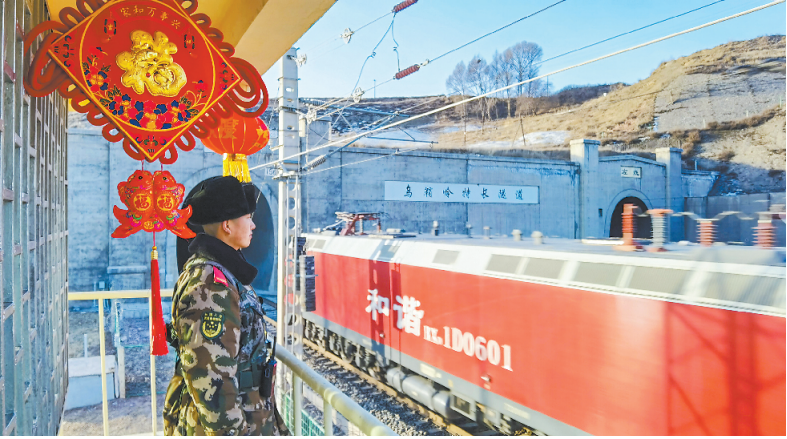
221, 219, 232, 234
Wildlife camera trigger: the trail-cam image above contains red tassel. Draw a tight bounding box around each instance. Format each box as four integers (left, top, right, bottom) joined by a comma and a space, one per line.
150, 246, 169, 356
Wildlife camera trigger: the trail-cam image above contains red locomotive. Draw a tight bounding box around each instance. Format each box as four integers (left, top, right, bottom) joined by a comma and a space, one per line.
302, 233, 785, 435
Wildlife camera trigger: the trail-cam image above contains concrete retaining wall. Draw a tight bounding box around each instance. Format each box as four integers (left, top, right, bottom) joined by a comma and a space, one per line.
306, 147, 580, 237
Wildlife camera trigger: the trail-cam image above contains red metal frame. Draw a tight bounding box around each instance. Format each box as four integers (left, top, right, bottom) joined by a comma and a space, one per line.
337, 212, 382, 236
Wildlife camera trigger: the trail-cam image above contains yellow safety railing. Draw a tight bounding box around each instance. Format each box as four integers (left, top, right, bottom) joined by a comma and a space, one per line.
65, 290, 395, 436
67, 289, 175, 436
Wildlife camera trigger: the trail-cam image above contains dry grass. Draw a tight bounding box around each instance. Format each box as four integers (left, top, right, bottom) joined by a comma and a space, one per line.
432, 146, 569, 160
664, 129, 703, 157
707, 106, 784, 131
682, 36, 786, 73
69, 309, 115, 358
718, 149, 737, 162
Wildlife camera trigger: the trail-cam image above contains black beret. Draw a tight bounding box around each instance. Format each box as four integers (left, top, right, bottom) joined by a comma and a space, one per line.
184, 176, 257, 225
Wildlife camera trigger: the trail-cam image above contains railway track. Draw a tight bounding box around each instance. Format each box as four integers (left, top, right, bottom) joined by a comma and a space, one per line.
302, 338, 499, 436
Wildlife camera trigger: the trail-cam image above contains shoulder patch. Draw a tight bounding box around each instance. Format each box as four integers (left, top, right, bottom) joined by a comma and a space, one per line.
201, 311, 225, 340
213, 266, 229, 287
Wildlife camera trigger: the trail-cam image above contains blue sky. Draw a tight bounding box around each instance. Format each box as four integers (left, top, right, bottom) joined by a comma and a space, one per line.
259, 0, 786, 99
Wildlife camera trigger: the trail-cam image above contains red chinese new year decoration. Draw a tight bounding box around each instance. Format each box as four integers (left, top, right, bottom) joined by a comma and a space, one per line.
111, 168, 194, 355
112, 169, 195, 239
150, 245, 168, 355
24, 0, 269, 164
203, 112, 270, 182
28, 0, 273, 357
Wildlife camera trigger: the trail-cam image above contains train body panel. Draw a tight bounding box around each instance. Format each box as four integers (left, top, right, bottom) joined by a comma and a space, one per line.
303, 234, 786, 435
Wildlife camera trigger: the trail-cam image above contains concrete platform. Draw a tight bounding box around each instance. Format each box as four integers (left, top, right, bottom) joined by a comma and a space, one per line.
64, 356, 120, 410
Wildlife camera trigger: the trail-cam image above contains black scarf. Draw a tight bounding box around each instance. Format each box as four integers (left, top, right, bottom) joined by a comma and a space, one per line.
187, 233, 258, 285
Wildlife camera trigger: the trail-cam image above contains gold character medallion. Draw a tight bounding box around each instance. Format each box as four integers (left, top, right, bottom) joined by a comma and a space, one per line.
116, 30, 187, 97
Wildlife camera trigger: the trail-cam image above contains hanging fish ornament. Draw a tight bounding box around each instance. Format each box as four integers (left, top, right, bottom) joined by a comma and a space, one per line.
112, 170, 195, 239
152, 170, 194, 238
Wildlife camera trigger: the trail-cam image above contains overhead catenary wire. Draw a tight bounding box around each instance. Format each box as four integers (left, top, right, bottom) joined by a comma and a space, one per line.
303, 145, 424, 176
312, 1, 757, 167
316, 0, 567, 114
351, 17, 397, 93
308, 0, 421, 114
537, 0, 729, 66
312, 0, 735, 119
429, 0, 568, 64
300, 11, 392, 58
399, 94, 448, 113
249, 0, 784, 172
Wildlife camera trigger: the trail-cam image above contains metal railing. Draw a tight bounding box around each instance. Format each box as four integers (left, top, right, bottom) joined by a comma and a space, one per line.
65, 289, 395, 436
268, 316, 395, 436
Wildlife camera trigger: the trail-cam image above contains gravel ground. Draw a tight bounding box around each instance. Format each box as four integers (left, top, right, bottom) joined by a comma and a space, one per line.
300, 345, 450, 436
60, 394, 166, 436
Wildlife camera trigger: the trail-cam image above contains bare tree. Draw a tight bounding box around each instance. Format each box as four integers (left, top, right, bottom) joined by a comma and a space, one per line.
466, 55, 489, 122
485, 51, 503, 120
446, 61, 470, 133
498, 49, 516, 117
510, 40, 543, 97
444, 40, 544, 122
446, 61, 468, 96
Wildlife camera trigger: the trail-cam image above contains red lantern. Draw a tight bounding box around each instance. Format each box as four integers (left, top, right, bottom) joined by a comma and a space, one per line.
203, 113, 270, 182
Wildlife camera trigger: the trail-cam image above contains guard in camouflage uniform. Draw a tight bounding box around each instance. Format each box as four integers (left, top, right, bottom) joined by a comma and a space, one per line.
163, 176, 288, 436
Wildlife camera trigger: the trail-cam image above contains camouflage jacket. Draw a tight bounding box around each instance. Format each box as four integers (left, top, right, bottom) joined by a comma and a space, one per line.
163, 240, 289, 436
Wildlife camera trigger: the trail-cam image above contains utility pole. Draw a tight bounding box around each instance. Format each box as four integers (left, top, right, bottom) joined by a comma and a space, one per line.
374, 79, 376, 98
275, 48, 303, 359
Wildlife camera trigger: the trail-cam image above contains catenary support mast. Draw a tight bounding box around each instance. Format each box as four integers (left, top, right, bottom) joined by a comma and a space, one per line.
275, 50, 305, 407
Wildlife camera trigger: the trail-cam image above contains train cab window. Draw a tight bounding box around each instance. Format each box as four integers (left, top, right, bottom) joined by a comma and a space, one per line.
308, 239, 325, 250
433, 250, 459, 265
523, 258, 564, 279
628, 266, 687, 294
486, 255, 522, 274
574, 263, 622, 286
706, 273, 784, 308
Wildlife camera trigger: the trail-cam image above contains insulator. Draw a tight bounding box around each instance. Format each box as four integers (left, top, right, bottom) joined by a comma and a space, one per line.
395, 64, 420, 80
698, 220, 716, 247
392, 0, 418, 13
352, 86, 365, 103
755, 220, 775, 249
341, 27, 354, 44
304, 155, 327, 170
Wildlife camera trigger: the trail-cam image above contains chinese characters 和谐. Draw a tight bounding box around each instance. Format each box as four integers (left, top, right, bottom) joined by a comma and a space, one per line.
365, 292, 424, 337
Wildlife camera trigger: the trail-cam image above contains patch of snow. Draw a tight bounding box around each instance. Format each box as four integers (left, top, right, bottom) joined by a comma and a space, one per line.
522, 131, 571, 147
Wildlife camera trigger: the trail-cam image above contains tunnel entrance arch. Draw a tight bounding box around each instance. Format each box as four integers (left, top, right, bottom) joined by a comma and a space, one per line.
609, 196, 651, 239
